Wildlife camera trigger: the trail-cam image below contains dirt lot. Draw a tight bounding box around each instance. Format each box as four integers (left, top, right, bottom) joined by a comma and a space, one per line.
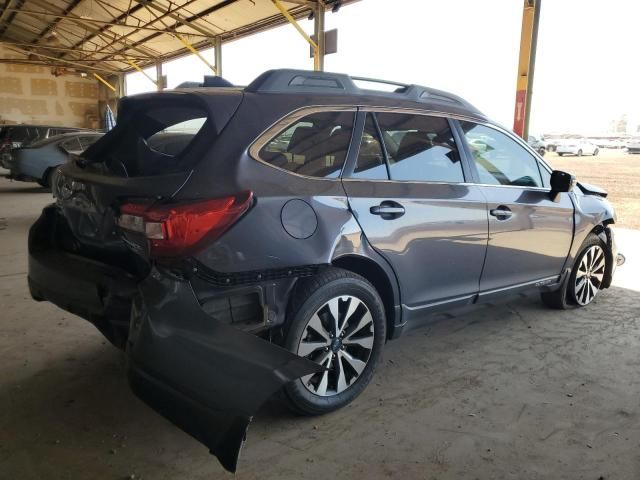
548, 149, 640, 229
1, 176, 639, 480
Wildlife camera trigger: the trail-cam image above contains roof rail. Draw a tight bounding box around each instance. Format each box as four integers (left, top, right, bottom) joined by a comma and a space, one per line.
244, 69, 475, 111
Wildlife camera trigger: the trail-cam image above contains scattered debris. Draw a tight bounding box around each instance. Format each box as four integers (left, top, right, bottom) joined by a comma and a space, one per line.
566, 393, 574, 398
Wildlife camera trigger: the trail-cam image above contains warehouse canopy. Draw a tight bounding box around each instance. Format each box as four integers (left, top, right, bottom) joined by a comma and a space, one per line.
0, 0, 353, 74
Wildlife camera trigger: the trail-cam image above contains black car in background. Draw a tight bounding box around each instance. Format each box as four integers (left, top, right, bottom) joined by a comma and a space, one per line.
27, 69, 622, 472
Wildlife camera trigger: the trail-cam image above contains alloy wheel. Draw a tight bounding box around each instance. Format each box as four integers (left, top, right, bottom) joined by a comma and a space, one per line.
574, 245, 605, 305
297, 295, 375, 396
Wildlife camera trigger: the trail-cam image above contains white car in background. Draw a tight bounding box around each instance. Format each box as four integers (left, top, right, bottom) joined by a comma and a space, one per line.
627, 137, 640, 154
556, 138, 599, 156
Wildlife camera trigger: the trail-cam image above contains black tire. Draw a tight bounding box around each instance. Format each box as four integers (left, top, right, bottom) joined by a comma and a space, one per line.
557, 152, 564, 156
538, 147, 546, 156
577, 149, 583, 157
540, 233, 608, 309
38, 168, 53, 189
593, 148, 599, 156
282, 267, 386, 416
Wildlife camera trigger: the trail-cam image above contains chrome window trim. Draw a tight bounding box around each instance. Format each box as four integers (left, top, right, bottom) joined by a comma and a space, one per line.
248, 104, 551, 191
248, 104, 486, 182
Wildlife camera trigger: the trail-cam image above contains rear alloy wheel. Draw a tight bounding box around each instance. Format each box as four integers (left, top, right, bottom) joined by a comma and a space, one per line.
297, 295, 375, 397
572, 244, 606, 305
577, 149, 583, 156
283, 268, 385, 415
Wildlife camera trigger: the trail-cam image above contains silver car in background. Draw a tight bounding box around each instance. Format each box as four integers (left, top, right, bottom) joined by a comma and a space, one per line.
5, 132, 103, 187
556, 138, 600, 156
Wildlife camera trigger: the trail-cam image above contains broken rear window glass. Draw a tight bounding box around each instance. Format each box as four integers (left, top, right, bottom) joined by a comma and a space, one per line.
94, 104, 210, 177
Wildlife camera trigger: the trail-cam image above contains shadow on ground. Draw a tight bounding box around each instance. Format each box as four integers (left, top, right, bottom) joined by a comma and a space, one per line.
1, 284, 639, 480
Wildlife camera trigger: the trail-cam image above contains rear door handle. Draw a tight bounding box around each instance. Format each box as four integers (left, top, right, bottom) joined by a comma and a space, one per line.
489, 206, 513, 220
370, 201, 405, 219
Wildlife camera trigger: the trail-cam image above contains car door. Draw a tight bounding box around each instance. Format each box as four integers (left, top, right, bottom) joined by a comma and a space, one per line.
342, 110, 488, 317
456, 120, 574, 295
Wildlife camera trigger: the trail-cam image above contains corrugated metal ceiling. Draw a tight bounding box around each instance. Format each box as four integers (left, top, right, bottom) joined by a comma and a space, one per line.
0, 0, 353, 73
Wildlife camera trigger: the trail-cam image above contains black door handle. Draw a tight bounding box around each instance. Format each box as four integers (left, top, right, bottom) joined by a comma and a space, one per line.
370, 201, 405, 219
489, 206, 513, 220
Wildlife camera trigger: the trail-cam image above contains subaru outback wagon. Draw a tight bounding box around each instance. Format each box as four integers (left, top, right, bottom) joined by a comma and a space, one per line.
28, 69, 622, 472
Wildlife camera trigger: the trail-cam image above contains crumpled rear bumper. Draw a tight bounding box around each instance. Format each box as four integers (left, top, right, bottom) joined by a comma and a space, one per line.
28, 205, 322, 472
128, 271, 322, 471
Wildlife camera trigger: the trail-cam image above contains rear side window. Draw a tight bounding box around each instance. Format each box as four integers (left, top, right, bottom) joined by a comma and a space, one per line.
352, 113, 388, 180
259, 111, 355, 178
376, 113, 464, 183
460, 122, 543, 188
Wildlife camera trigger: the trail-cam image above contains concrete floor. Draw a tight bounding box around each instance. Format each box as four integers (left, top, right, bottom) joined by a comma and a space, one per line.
1, 177, 639, 480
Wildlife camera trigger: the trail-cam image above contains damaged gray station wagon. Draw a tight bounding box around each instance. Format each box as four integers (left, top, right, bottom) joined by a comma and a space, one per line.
28, 69, 623, 472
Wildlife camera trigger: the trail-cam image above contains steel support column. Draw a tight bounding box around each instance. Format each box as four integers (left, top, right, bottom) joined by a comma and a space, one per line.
156, 61, 163, 91
313, 1, 325, 71
513, 0, 541, 138
214, 37, 222, 77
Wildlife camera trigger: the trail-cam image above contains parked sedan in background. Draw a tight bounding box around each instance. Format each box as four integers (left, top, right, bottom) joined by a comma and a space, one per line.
5, 132, 103, 187
556, 138, 599, 156
0, 124, 90, 168
527, 135, 547, 155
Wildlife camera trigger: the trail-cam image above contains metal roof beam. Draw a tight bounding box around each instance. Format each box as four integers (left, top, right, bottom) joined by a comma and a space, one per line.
4, 44, 117, 72
102, 0, 239, 64
132, 0, 220, 38
0, 8, 214, 36
31, 0, 83, 43
0, 0, 25, 36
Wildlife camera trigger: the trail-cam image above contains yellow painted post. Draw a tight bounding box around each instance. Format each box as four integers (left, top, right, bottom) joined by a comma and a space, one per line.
93, 73, 116, 92
271, 0, 320, 70
174, 34, 217, 75
126, 59, 159, 87
513, 0, 541, 138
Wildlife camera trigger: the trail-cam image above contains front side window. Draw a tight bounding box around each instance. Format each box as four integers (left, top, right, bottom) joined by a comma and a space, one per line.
352, 113, 388, 180
375, 113, 464, 183
259, 111, 355, 178
460, 122, 543, 188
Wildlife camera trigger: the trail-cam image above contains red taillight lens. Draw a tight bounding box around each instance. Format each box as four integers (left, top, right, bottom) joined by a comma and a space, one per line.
118, 191, 253, 258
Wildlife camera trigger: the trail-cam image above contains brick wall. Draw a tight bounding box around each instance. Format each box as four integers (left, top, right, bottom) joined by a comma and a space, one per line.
0, 47, 100, 128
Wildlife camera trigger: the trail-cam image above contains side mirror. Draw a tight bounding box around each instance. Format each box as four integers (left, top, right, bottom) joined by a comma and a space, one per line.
550, 170, 576, 196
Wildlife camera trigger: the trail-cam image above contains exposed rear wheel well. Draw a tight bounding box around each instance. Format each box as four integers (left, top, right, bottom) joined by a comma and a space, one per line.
331, 256, 397, 340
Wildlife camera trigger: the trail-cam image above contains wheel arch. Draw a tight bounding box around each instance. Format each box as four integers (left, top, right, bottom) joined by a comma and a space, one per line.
331, 254, 401, 340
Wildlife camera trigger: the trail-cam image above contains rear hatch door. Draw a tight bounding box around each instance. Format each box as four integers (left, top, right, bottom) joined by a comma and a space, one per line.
55, 90, 242, 255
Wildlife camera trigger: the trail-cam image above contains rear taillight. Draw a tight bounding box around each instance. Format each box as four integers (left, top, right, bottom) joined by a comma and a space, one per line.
118, 191, 253, 258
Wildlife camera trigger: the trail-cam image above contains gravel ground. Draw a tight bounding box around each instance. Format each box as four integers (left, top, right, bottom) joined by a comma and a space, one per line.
0, 176, 638, 480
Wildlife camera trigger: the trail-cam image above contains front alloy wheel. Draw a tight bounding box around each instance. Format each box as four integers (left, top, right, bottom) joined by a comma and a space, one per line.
297, 295, 374, 396
573, 245, 606, 305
